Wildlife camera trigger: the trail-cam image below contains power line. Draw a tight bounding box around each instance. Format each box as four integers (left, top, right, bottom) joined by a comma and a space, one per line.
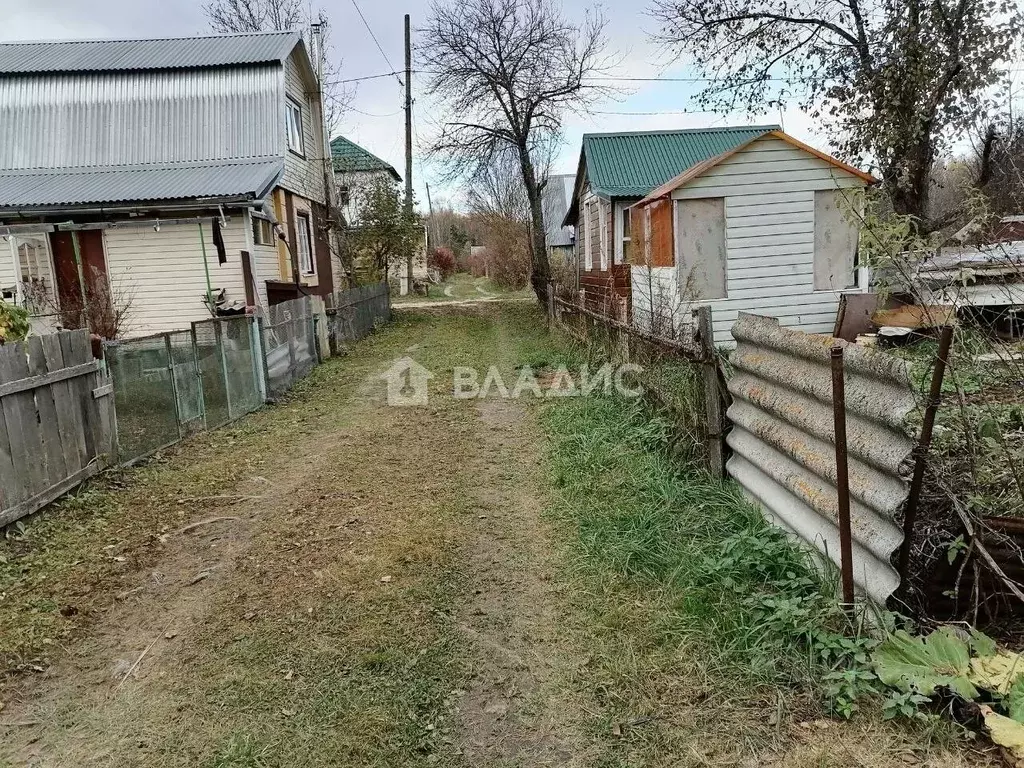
348, 0, 403, 86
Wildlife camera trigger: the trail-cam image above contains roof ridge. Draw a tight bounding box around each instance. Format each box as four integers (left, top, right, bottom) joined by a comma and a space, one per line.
0, 30, 298, 47
583, 124, 780, 139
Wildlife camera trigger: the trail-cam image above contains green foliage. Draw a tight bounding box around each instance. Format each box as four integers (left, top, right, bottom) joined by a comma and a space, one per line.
348, 176, 421, 280
0, 299, 30, 344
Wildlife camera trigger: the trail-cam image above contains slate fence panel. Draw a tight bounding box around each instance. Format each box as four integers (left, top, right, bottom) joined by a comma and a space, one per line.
0, 329, 114, 526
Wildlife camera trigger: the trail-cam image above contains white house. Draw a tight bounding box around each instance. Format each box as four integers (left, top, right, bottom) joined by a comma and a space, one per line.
629, 128, 877, 344
0, 31, 338, 338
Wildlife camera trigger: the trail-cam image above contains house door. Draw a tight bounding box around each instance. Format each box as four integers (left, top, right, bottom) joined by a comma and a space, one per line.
49, 230, 112, 329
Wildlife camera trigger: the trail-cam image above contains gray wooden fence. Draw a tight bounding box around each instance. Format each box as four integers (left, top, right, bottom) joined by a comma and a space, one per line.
0, 330, 114, 526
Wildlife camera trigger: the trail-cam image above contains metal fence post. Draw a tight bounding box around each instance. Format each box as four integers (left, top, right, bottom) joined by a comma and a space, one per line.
190, 322, 208, 430
164, 333, 183, 439
695, 305, 724, 479
216, 320, 232, 420
830, 344, 856, 612
256, 314, 272, 403
250, 314, 267, 403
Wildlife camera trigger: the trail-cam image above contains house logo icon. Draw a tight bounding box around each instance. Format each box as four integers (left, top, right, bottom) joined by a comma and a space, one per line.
380, 357, 434, 406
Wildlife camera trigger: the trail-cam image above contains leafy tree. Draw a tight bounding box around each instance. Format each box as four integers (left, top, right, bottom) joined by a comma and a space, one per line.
650, 0, 1021, 230
421, 0, 613, 301
348, 176, 420, 282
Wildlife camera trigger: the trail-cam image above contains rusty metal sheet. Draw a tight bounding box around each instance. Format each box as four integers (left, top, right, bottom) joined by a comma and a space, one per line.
726, 313, 918, 604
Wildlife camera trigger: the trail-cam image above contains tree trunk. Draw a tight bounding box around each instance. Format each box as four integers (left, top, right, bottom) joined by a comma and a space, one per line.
518, 146, 550, 303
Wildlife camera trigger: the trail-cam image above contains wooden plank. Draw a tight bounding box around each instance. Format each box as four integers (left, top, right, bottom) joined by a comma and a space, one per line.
0, 346, 19, 513
54, 333, 89, 472
0, 463, 101, 528
696, 306, 725, 480
871, 304, 957, 329
40, 334, 82, 477
68, 332, 98, 460
0, 341, 45, 507
26, 336, 67, 493
0, 360, 100, 398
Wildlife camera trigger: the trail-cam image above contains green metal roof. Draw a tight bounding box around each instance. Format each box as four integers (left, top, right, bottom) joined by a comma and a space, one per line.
582, 125, 779, 199
330, 136, 401, 181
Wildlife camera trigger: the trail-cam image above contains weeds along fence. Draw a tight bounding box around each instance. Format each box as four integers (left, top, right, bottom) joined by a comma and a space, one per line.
551, 293, 1024, 626
550, 296, 727, 476
0, 283, 392, 528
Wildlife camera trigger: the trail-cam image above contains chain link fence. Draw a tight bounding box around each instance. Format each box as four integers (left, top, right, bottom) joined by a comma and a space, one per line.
326, 283, 391, 355
262, 297, 317, 400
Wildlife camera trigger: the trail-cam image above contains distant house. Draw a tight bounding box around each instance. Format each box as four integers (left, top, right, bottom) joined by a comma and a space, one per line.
331, 136, 401, 226
563, 127, 778, 316
0, 31, 336, 337
630, 128, 876, 344
542, 174, 576, 267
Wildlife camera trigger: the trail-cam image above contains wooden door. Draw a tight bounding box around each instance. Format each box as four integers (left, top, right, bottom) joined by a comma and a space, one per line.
49, 230, 112, 330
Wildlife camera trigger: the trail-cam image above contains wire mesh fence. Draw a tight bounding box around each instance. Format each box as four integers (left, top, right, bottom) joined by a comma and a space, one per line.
105, 316, 265, 464
326, 282, 391, 355
262, 297, 317, 400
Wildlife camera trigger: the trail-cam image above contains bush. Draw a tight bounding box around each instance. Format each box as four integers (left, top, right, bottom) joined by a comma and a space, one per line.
0, 300, 29, 344
428, 247, 457, 279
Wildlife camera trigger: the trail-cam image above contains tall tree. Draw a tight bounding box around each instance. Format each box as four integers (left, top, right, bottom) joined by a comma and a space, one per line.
420, 0, 612, 301
650, 0, 1021, 230
349, 176, 420, 282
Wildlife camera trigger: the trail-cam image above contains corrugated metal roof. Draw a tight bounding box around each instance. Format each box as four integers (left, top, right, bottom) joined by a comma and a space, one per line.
0, 31, 301, 74
543, 173, 575, 248
0, 67, 283, 171
331, 136, 400, 180
726, 314, 918, 604
583, 125, 778, 198
0, 157, 284, 210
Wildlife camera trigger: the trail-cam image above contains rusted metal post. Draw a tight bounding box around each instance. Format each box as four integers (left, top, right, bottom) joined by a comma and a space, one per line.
831, 343, 856, 610
897, 325, 955, 584
695, 306, 724, 479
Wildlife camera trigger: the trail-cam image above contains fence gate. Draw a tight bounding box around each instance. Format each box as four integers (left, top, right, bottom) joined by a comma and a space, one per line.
262, 297, 317, 399
0, 330, 114, 526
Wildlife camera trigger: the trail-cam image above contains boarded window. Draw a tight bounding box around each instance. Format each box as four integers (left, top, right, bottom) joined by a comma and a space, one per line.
813, 190, 859, 290
675, 198, 727, 300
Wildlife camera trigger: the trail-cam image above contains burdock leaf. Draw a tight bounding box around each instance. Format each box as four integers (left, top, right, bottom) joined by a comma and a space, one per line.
873, 628, 979, 700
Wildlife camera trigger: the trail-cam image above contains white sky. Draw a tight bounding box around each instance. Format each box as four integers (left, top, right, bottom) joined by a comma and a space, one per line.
0, 0, 840, 211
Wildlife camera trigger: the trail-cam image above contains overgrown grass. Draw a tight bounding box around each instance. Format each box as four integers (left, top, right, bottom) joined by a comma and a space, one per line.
539, 391, 975, 763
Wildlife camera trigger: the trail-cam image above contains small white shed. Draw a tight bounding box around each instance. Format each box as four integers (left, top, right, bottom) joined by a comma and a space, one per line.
629, 129, 877, 345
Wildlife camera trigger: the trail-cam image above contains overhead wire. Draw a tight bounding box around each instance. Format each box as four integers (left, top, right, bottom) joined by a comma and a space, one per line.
348, 0, 404, 86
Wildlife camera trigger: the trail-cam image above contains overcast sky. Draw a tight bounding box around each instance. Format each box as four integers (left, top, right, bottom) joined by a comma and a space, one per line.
1, 0, 828, 210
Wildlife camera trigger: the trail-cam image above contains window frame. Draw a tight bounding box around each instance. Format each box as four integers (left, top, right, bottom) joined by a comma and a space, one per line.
251, 216, 275, 247
599, 199, 609, 271
295, 212, 315, 276
286, 97, 305, 157
583, 199, 593, 271
616, 202, 631, 265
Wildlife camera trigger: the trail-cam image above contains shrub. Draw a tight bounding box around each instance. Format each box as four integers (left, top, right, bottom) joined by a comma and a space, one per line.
428, 246, 457, 279
0, 300, 29, 344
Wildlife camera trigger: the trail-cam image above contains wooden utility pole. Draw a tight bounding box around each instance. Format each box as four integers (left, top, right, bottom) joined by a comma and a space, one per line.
404, 13, 414, 292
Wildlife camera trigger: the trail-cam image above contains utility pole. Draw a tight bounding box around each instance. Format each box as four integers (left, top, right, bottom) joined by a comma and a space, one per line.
424, 181, 435, 251
404, 13, 414, 293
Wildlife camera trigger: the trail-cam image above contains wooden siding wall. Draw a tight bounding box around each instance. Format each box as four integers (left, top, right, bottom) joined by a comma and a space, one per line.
104, 218, 249, 338
282, 50, 327, 205
577, 185, 630, 316
632, 135, 866, 345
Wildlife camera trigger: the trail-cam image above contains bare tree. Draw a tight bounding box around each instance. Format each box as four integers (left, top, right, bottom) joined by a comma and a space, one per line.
650, 0, 1021, 231
420, 0, 613, 302
203, 0, 350, 133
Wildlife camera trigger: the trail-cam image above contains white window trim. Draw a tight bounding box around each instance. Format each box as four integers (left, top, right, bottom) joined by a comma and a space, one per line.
583, 199, 593, 271
296, 213, 315, 275
598, 199, 609, 271
615, 202, 631, 265
286, 97, 305, 156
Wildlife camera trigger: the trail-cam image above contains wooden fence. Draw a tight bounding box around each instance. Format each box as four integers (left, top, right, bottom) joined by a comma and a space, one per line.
0, 330, 114, 526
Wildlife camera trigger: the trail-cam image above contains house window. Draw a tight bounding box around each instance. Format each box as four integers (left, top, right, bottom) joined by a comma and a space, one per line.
296, 213, 314, 275
599, 199, 609, 271
618, 204, 631, 265
252, 216, 275, 246
676, 197, 727, 300
813, 189, 859, 290
286, 98, 304, 156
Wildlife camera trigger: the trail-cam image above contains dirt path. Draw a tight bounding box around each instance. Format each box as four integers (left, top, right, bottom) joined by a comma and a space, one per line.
0, 305, 583, 768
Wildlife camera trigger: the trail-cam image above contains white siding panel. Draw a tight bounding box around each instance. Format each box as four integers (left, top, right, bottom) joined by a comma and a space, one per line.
104, 218, 248, 337
640, 135, 868, 345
